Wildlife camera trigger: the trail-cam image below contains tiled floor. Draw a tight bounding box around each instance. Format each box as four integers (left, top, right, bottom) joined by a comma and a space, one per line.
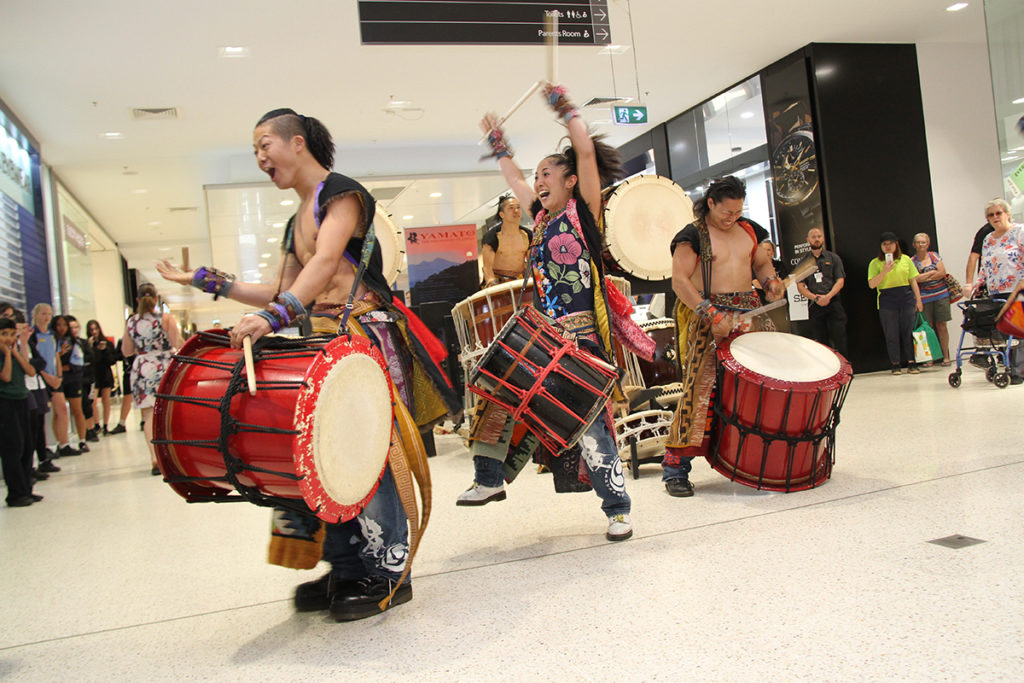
2, 366, 1022, 681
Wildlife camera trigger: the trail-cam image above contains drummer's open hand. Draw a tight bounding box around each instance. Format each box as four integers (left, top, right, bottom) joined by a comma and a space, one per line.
229, 315, 272, 349
479, 113, 502, 136
156, 259, 194, 286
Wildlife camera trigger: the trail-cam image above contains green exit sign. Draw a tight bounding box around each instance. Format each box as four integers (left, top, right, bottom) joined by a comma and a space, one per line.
612, 105, 648, 125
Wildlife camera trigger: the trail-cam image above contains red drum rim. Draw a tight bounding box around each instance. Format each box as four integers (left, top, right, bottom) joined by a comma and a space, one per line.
293, 334, 395, 524
717, 332, 852, 392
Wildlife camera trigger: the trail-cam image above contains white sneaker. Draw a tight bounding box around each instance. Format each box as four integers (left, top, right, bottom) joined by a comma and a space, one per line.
606, 514, 633, 542
455, 483, 507, 506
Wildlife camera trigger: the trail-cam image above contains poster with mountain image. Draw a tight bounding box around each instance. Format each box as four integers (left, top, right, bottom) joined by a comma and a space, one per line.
405, 224, 479, 305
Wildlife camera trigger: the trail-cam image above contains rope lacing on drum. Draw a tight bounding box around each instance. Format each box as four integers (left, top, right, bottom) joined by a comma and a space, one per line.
156, 333, 332, 517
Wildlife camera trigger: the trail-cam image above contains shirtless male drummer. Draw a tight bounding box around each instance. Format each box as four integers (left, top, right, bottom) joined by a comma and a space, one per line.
661, 176, 784, 497
158, 109, 458, 621
480, 194, 531, 287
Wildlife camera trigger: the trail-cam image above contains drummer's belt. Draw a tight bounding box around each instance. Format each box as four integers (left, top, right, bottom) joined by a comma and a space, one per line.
268, 305, 432, 612
492, 268, 524, 283
667, 291, 767, 452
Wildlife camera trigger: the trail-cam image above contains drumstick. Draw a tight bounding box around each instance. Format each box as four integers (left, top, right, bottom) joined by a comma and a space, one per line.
546, 11, 559, 84
781, 255, 819, 289
477, 81, 543, 144
242, 336, 257, 396
739, 298, 789, 321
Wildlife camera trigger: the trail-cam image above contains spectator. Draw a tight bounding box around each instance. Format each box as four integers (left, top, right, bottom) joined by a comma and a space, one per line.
796, 227, 848, 357
868, 232, 923, 375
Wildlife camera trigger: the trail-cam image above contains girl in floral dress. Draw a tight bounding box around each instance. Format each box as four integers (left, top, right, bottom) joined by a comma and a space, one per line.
456, 82, 637, 542
121, 283, 184, 473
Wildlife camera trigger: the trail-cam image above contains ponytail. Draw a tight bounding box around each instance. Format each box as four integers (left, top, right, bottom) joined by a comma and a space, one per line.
545, 134, 624, 199
137, 283, 158, 316
694, 176, 746, 226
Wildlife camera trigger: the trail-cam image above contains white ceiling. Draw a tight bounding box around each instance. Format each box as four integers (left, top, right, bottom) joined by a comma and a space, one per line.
0, 0, 989, 326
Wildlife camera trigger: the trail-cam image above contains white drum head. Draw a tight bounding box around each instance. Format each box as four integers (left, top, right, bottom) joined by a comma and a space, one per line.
373, 203, 405, 286
604, 175, 694, 280
312, 351, 392, 506
728, 332, 841, 383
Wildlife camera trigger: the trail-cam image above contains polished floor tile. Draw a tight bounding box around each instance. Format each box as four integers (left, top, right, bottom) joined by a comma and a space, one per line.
2, 366, 1022, 681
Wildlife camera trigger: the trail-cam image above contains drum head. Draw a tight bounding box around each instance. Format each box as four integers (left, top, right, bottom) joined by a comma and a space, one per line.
373, 203, 405, 286
294, 335, 395, 524
604, 175, 694, 281
723, 332, 843, 384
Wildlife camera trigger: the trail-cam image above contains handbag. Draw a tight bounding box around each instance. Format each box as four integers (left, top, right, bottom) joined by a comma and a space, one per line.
944, 273, 963, 303
913, 313, 942, 363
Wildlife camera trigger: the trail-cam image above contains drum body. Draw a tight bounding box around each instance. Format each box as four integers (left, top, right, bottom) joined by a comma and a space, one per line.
153, 330, 395, 523
452, 279, 534, 366
467, 307, 619, 454
373, 202, 406, 286
603, 175, 694, 281
712, 332, 852, 492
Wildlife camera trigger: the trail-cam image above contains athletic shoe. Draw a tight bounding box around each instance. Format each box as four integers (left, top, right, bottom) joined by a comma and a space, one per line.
907, 364, 921, 375
78, 442, 90, 454
58, 444, 81, 457
606, 514, 633, 542
108, 424, 127, 435
455, 483, 507, 506
38, 460, 61, 473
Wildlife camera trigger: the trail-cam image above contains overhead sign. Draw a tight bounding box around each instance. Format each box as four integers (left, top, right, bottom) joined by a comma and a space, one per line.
359, 1, 611, 45
612, 105, 648, 125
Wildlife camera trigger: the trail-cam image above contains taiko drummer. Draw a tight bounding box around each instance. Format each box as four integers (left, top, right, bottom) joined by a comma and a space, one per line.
157, 109, 459, 621
458, 82, 654, 542
662, 176, 784, 498
480, 194, 531, 288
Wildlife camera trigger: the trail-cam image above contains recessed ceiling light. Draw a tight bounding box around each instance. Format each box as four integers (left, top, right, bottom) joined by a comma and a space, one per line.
258, 262, 268, 268
218, 46, 250, 58
280, 200, 295, 206
272, 222, 285, 228
740, 111, 755, 119
1013, 97, 1024, 104
946, 2, 968, 11
158, 247, 172, 252
132, 188, 148, 194
102, 132, 123, 139
429, 192, 442, 198
260, 253, 271, 258
147, 221, 161, 226
267, 237, 279, 243
403, 215, 414, 220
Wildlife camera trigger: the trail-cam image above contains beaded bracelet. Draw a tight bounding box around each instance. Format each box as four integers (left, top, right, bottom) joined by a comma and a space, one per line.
484, 128, 514, 161
545, 85, 579, 124
191, 266, 235, 300
256, 291, 309, 333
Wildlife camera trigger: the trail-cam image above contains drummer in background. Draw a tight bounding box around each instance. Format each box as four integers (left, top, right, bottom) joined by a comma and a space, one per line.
480, 194, 531, 287
795, 227, 848, 358
459, 81, 640, 542
662, 176, 784, 498
157, 108, 460, 621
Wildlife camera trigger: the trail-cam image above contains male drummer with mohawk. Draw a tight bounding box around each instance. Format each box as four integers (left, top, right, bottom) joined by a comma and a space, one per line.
157, 109, 459, 621
662, 176, 784, 497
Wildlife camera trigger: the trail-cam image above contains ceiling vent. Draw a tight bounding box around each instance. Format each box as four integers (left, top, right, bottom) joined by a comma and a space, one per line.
132, 107, 180, 120
370, 185, 407, 201
168, 206, 199, 213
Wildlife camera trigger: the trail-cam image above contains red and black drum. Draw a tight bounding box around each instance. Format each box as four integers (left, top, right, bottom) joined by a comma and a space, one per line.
711, 331, 852, 492
152, 330, 395, 523
467, 306, 620, 454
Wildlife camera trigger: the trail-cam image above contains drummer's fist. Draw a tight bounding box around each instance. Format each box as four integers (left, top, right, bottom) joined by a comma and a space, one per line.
230, 314, 272, 349
711, 312, 736, 340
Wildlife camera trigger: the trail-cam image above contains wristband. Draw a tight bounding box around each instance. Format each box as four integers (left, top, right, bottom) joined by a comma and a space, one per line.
483, 128, 514, 161
191, 266, 236, 300
545, 85, 578, 124
260, 291, 309, 332
695, 299, 717, 319
254, 310, 281, 333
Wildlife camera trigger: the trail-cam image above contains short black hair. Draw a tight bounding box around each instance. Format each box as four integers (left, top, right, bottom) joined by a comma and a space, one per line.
0, 317, 16, 331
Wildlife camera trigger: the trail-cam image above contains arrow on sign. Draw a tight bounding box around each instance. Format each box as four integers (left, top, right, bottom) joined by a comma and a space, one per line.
632, 110, 644, 120
596, 27, 608, 40
594, 8, 606, 21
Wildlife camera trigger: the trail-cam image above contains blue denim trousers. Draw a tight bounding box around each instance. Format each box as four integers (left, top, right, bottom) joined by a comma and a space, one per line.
473, 416, 630, 516
322, 465, 408, 582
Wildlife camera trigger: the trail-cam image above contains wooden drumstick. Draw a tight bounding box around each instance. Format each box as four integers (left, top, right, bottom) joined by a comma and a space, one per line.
546, 11, 559, 84
477, 81, 543, 144
242, 336, 257, 396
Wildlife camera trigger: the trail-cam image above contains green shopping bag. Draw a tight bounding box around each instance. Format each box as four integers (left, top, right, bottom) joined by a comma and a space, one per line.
913, 313, 942, 363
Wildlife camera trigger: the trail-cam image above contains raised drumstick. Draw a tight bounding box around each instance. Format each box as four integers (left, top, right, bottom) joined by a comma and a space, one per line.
477, 81, 543, 144
546, 11, 559, 84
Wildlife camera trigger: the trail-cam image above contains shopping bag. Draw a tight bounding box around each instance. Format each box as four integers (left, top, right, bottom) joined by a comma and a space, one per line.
914, 313, 942, 362
912, 329, 932, 363
944, 273, 963, 303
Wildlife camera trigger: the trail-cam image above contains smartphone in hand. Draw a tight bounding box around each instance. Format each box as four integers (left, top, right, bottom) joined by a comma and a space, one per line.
885, 253, 894, 266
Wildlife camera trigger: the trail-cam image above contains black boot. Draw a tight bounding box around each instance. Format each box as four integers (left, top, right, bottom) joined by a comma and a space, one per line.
329, 576, 412, 622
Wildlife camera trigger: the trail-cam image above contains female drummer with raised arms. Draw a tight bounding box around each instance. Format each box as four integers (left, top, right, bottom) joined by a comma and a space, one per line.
157, 109, 459, 621
457, 82, 634, 542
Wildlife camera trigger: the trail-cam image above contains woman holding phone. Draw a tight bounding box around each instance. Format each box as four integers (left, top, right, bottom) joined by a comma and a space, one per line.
868, 231, 923, 374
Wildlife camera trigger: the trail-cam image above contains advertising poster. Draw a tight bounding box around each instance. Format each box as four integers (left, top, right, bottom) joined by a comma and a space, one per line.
405, 224, 478, 305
